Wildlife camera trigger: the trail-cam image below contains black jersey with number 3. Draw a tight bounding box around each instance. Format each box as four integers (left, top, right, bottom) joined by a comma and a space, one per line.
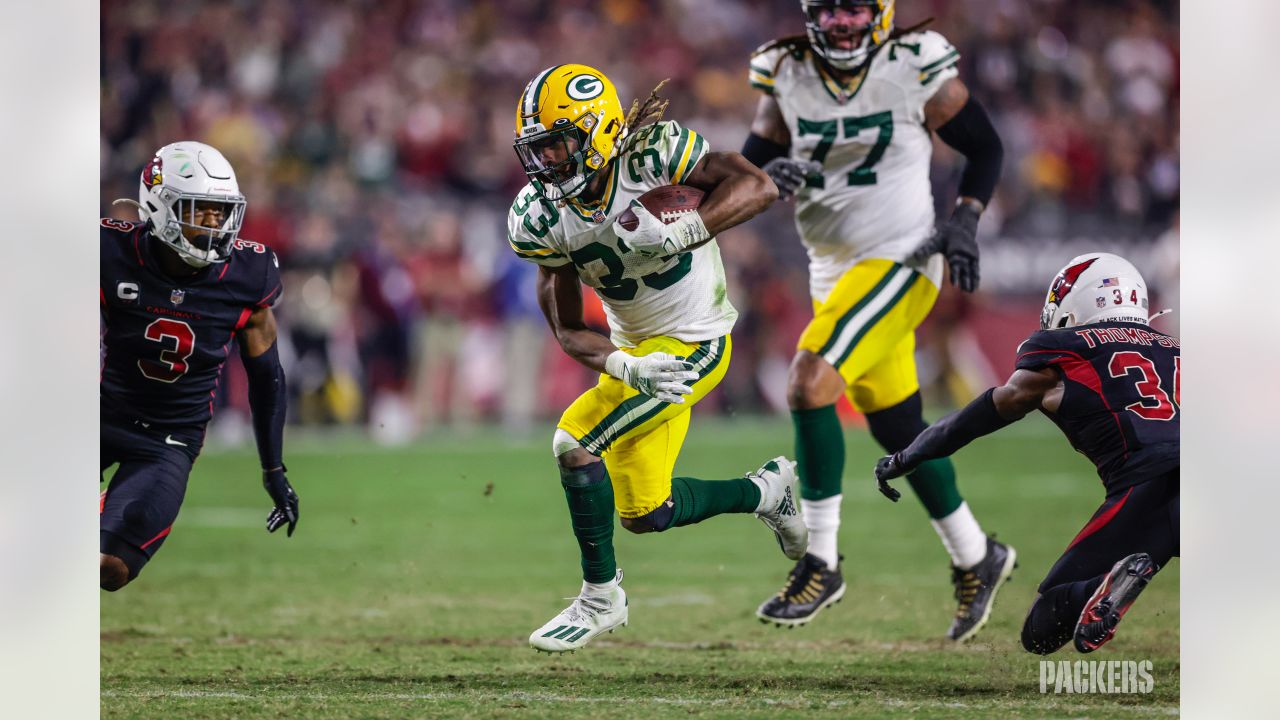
1015, 321, 1180, 493
99, 219, 282, 427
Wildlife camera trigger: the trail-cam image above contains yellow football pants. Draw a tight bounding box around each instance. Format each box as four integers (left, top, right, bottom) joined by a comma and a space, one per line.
558, 335, 730, 518
797, 259, 939, 413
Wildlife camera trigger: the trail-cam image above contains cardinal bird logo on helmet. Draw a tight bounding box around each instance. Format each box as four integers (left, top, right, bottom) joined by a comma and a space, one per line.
142, 156, 164, 188
1047, 257, 1097, 305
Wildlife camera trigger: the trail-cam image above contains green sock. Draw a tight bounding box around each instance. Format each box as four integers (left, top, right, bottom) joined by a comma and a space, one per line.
559, 461, 617, 583
792, 405, 845, 501
906, 457, 963, 519
669, 476, 761, 527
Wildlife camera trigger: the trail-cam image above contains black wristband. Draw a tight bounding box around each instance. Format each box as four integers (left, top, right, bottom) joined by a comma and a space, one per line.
935, 97, 1003, 207
741, 132, 789, 169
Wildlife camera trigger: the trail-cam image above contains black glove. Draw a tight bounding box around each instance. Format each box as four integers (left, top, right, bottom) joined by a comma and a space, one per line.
762, 157, 824, 200
911, 202, 982, 292
263, 467, 299, 536
874, 453, 907, 502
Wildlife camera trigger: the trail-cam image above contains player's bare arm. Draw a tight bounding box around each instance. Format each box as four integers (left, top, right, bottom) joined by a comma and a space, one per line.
536, 264, 618, 375
237, 305, 278, 360
914, 76, 1004, 292
749, 94, 790, 146
874, 366, 1060, 499
536, 264, 698, 406
613, 149, 775, 260
680, 151, 778, 237
743, 94, 822, 201
237, 304, 299, 536
923, 76, 969, 133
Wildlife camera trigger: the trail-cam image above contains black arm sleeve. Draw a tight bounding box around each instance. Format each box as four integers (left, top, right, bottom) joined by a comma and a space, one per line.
935, 97, 1003, 206
243, 341, 287, 470
741, 132, 789, 169
897, 388, 1016, 469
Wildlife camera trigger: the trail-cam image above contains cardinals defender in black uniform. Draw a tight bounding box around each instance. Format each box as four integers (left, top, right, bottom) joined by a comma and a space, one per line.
875, 253, 1178, 653
100, 141, 299, 591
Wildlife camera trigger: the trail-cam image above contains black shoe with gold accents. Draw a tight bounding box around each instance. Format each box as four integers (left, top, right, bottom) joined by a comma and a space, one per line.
756, 553, 846, 628
947, 537, 1018, 642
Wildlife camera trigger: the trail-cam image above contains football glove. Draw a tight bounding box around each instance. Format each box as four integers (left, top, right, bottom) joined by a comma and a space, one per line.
605, 350, 699, 404
874, 453, 907, 502
263, 467, 299, 536
910, 202, 982, 293
762, 157, 823, 200
612, 201, 710, 259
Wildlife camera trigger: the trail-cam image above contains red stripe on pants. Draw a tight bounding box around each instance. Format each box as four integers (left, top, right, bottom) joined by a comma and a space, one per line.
1067, 487, 1133, 550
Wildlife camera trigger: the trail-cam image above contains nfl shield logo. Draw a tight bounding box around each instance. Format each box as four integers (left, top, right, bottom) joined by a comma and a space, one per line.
170, 289, 186, 305
1096, 296, 1107, 308
591, 209, 606, 223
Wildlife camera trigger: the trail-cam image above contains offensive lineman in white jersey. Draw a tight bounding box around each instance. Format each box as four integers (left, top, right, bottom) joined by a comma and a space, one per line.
509, 64, 806, 654
742, 1, 1015, 641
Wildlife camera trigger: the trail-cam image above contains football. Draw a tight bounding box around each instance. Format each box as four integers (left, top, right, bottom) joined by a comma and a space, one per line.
616, 184, 705, 231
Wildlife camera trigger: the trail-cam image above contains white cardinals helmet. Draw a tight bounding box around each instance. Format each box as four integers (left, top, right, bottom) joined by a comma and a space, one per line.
1040, 253, 1150, 330
137, 141, 246, 267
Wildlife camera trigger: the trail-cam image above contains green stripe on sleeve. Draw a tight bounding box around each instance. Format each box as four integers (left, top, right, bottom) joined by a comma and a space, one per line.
920, 49, 960, 73
666, 129, 691, 180
508, 235, 551, 252
921, 61, 959, 86
676, 135, 706, 183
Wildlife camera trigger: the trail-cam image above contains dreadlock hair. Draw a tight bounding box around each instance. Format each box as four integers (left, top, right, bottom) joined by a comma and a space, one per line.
620, 79, 671, 152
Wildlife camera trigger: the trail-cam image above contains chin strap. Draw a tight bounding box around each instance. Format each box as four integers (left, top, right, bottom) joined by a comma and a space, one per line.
1148, 308, 1174, 323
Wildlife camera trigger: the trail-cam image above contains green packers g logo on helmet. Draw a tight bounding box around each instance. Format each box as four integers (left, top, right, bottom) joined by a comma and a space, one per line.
513, 64, 627, 202
567, 74, 604, 101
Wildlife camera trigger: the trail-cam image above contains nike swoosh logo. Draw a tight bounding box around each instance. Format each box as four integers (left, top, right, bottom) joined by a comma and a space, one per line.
164, 435, 187, 447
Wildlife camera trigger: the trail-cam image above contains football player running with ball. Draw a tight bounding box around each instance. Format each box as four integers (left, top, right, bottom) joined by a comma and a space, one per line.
100, 142, 298, 591
877, 254, 1179, 654
743, 0, 1013, 640
509, 64, 803, 653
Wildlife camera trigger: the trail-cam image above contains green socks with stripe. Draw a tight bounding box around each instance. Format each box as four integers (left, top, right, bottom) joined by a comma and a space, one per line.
559, 461, 617, 584
669, 476, 762, 527
792, 405, 845, 501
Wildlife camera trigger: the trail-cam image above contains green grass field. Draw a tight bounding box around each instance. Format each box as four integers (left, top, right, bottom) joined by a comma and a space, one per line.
101, 414, 1178, 718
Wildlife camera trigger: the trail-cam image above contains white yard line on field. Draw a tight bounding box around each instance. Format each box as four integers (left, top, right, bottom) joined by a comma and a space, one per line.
101, 688, 1178, 714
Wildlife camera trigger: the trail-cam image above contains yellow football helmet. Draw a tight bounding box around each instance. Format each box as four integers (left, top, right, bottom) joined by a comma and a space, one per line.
514, 64, 627, 201
802, 0, 895, 71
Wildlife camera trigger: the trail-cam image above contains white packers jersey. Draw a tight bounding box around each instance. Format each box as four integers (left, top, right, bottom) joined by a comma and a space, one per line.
750, 31, 957, 301
507, 120, 738, 348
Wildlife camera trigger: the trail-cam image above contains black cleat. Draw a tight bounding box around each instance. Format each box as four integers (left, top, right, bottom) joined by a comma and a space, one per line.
947, 536, 1018, 642
756, 553, 846, 627
1074, 553, 1158, 653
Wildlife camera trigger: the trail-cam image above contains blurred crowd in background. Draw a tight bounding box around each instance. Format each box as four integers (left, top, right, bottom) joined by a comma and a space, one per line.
100, 0, 1179, 441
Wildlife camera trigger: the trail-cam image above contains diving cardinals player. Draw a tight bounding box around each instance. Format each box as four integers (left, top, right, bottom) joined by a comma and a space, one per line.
876, 253, 1179, 653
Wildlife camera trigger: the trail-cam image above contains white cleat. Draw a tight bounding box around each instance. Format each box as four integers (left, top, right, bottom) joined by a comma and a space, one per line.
749, 456, 808, 561
529, 570, 628, 654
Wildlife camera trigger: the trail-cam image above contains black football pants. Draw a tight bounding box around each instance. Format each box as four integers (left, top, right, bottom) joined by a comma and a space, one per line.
1021, 469, 1179, 654
100, 413, 204, 580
